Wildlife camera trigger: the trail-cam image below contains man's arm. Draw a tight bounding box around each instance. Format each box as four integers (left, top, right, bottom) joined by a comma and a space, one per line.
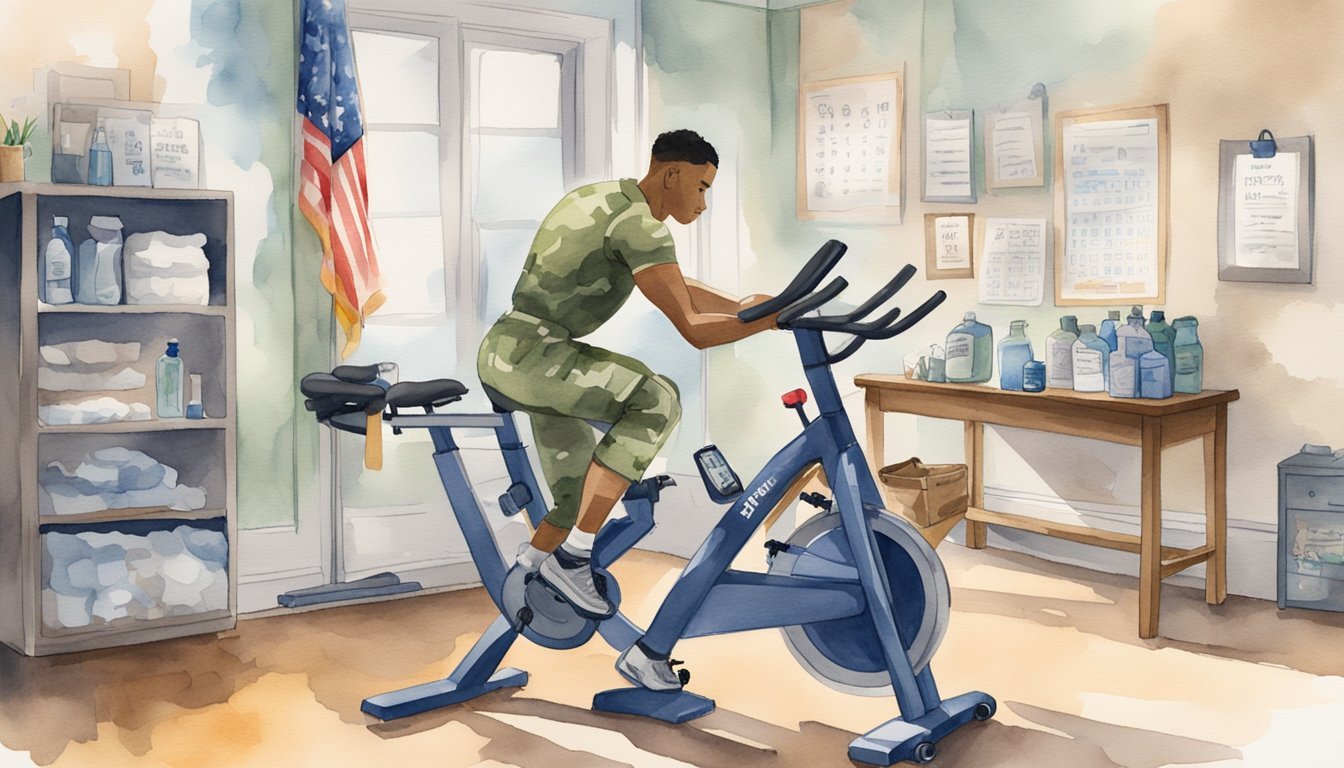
635, 264, 777, 349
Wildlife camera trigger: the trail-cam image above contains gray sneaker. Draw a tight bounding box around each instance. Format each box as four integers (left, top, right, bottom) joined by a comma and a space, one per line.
537, 547, 615, 619
616, 643, 682, 691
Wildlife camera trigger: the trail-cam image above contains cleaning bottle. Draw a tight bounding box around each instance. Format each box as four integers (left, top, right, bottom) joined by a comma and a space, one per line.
1138, 350, 1173, 399
1108, 343, 1138, 398
88, 127, 113, 187
1146, 310, 1176, 388
1071, 324, 1109, 393
1099, 310, 1121, 352
997, 320, 1033, 391
156, 339, 185, 418
41, 216, 75, 305
945, 311, 993, 383
1172, 316, 1204, 394
1045, 315, 1080, 389
1117, 307, 1154, 362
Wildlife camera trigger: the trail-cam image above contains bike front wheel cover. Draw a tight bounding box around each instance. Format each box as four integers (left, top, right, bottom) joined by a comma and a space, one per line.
768, 508, 951, 695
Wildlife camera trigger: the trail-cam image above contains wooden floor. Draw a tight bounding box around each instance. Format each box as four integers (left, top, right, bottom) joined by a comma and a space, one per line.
2, 542, 1343, 767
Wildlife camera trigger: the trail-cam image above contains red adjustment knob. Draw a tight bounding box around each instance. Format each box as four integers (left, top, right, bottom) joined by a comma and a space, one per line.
781, 389, 808, 408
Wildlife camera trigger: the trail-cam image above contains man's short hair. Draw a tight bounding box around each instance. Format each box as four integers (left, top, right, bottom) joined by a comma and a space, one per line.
651, 130, 718, 167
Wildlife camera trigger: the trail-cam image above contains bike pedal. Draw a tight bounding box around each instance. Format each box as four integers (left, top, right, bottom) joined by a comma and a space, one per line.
512, 605, 534, 633
799, 491, 832, 511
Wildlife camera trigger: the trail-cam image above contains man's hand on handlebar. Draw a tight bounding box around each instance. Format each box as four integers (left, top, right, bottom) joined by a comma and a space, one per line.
737, 294, 774, 314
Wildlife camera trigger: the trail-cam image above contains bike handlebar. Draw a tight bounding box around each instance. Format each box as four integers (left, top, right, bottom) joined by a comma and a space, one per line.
739, 240, 946, 366
737, 240, 846, 322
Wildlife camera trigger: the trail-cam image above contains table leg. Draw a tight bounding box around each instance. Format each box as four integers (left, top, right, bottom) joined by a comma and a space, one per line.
865, 390, 890, 508
1139, 416, 1163, 639
1204, 404, 1229, 604
964, 420, 987, 549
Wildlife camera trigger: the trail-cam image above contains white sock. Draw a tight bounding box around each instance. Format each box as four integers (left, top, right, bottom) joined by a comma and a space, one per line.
517, 544, 548, 571
561, 528, 596, 557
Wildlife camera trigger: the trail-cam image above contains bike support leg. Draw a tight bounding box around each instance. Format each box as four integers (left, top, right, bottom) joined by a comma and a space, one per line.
361, 615, 528, 720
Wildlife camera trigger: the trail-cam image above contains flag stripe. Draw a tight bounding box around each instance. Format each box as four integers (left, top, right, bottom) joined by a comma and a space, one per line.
297, 0, 383, 359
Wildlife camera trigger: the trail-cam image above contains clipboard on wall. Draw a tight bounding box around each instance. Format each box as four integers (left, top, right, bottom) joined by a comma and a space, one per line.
1217, 131, 1314, 284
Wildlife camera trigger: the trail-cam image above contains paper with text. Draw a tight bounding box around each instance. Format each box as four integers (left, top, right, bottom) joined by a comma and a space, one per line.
924, 115, 973, 199
935, 216, 972, 270
979, 217, 1046, 305
991, 111, 1036, 183
1233, 152, 1298, 269
803, 76, 901, 212
1061, 118, 1160, 300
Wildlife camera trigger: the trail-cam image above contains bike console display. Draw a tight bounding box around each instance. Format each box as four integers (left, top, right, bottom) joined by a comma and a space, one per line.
694, 444, 743, 503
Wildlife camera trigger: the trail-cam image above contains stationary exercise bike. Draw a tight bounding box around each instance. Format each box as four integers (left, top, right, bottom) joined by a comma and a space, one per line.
299, 240, 994, 765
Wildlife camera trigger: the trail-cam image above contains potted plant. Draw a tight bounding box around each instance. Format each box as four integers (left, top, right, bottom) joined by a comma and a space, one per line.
1, 111, 38, 183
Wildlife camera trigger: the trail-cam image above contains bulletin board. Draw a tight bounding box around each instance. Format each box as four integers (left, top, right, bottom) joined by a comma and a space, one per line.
1216, 134, 1314, 284
797, 71, 903, 220
1053, 103, 1169, 306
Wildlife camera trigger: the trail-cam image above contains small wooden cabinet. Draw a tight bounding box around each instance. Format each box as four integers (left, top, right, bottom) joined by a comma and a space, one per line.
0, 182, 236, 655
1278, 445, 1344, 612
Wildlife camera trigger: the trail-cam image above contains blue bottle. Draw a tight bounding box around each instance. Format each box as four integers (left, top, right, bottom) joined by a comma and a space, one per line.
1139, 350, 1173, 399
997, 320, 1033, 391
88, 127, 113, 187
1146, 310, 1176, 388
1099, 310, 1121, 352
1022, 360, 1046, 392
1117, 309, 1154, 361
1071, 324, 1110, 393
1173, 316, 1203, 394
945, 311, 993, 383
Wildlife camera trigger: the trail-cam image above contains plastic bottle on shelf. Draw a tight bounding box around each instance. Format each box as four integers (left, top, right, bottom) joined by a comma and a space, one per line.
1172, 316, 1204, 394
186, 373, 205, 419
1108, 344, 1138, 398
1045, 315, 1080, 389
88, 127, 113, 187
1071, 324, 1109, 393
944, 311, 993, 383
1138, 350, 1173, 399
156, 339, 185, 419
1116, 311, 1154, 395
997, 320, 1033, 391
76, 216, 124, 305
1146, 310, 1176, 388
1099, 309, 1121, 352
41, 216, 75, 305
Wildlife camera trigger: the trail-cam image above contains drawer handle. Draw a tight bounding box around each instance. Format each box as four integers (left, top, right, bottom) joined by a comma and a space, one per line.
1330, 501, 1344, 507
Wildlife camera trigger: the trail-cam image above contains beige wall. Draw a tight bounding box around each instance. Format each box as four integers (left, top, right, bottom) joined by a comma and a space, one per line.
729, 0, 1344, 598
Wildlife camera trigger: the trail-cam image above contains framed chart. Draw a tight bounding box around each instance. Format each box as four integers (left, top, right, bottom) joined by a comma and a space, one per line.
797, 71, 904, 220
1053, 103, 1169, 306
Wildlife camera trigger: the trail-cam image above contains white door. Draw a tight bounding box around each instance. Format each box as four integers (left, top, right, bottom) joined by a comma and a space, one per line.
331, 6, 611, 589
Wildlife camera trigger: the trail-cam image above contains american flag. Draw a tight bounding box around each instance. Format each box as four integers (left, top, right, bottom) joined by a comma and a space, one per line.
298, 0, 384, 359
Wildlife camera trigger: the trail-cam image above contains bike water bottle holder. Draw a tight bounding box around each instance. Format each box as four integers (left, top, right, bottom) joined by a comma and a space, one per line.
693, 444, 743, 504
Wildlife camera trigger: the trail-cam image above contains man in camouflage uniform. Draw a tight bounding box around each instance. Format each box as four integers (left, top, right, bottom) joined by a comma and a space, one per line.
477, 130, 777, 690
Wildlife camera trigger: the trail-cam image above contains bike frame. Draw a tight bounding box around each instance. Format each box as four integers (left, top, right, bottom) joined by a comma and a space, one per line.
360, 325, 992, 765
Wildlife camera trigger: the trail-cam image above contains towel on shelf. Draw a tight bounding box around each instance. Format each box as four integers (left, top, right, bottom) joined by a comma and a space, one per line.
123, 231, 210, 305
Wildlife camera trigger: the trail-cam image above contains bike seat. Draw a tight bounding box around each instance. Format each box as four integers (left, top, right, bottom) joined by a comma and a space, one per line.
386, 379, 469, 411
481, 383, 521, 414
300, 372, 385, 432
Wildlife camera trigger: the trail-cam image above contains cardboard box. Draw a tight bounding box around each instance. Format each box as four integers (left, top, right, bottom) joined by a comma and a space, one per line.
879, 457, 969, 527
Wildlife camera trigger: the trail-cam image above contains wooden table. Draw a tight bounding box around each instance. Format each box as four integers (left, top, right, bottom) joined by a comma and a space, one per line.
855, 375, 1239, 639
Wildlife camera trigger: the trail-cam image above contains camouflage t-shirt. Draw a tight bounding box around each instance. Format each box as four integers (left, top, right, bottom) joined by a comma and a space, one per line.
510, 178, 677, 338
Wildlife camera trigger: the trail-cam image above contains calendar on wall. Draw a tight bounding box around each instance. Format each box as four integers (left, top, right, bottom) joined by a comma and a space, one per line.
1053, 103, 1169, 306
797, 71, 904, 220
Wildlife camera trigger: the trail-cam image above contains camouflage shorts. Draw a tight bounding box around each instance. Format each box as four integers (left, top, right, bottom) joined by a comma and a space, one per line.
477, 311, 682, 529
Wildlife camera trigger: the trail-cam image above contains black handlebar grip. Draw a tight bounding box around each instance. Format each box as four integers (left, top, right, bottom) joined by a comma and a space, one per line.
738, 240, 847, 322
